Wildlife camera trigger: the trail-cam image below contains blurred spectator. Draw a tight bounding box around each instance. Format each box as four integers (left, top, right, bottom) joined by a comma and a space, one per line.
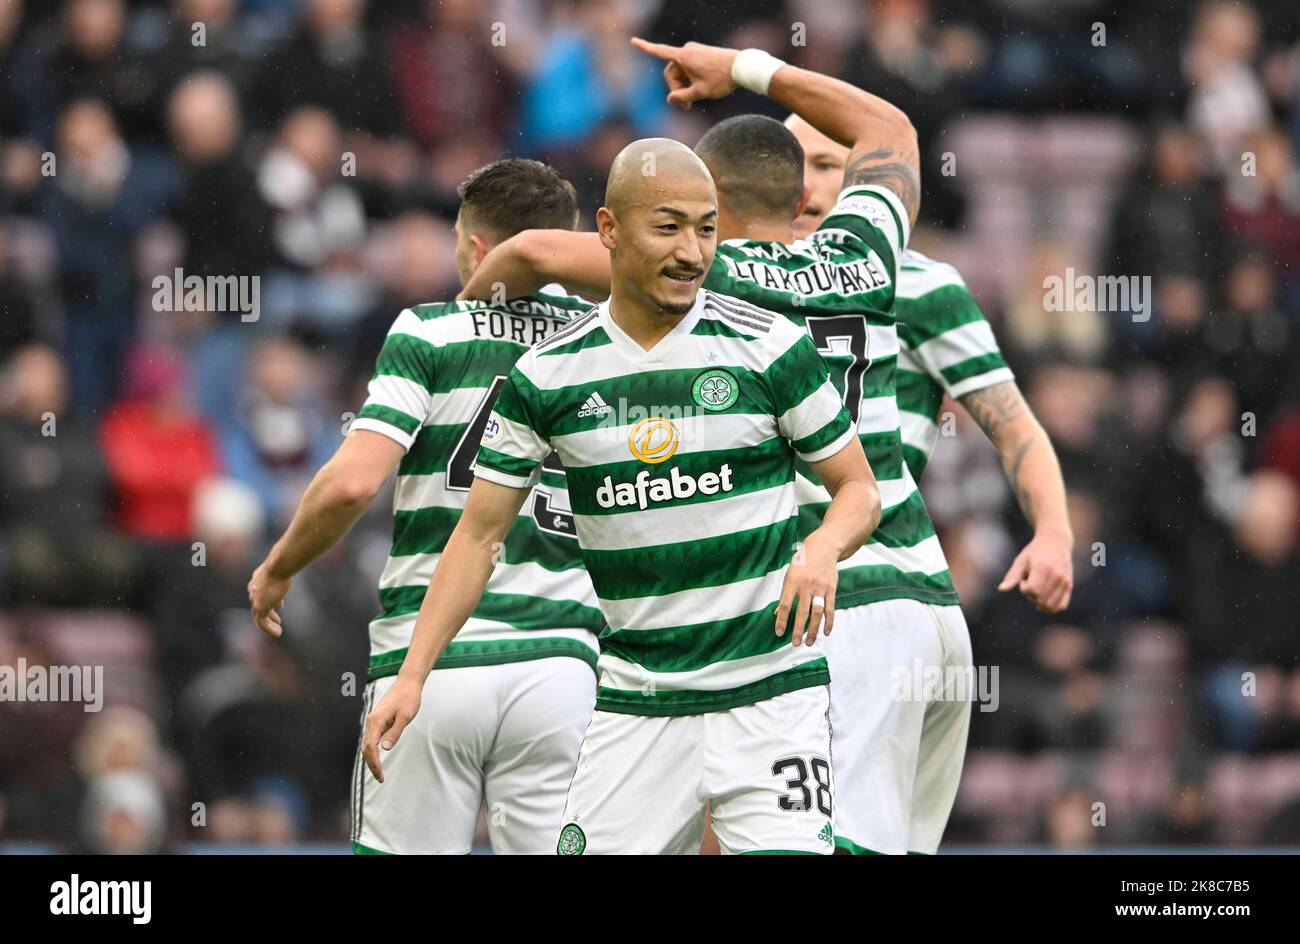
149, 0, 268, 109
0, 0, 29, 140
14, 0, 159, 143
388, 0, 518, 150
41, 98, 177, 412
517, 0, 669, 152
100, 344, 221, 542
1028, 625, 1109, 749
0, 225, 37, 359
1223, 126, 1300, 282
79, 770, 168, 854
1184, 0, 1271, 173
0, 631, 88, 838
647, 0, 788, 49
1105, 124, 1223, 292
345, 211, 458, 392
1038, 783, 1104, 850
1203, 252, 1296, 424
178, 633, 334, 837
1130, 376, 1248, 566
149, 477, 265, 709
218, 335, 336, 520
205, 781, 307, 846
1002, 242, 1109, 364
1262, 403, 1300, 538
167, 71, 273, 283
257, 107, 367, 274
165, 70, 274, 427
961, 0, 1145, 112
1125, 276, 1211, 376
73, 706, 162, 785
250, 0, 400, 137
1018, 365, 1120, 491
1139, 762, 1217, 844
0, 344, 136, 606
838, 0, 973, 228
1189, 470, 1300, 749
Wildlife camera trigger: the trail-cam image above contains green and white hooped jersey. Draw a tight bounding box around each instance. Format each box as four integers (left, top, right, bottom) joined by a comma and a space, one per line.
895, 250, 1014, 481
704, 184, 958, 608
352, 288, 604, 683
475, 289, 855, 717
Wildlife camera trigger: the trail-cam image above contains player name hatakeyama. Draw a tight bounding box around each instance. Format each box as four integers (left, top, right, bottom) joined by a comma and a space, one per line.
720, 252, 891, 298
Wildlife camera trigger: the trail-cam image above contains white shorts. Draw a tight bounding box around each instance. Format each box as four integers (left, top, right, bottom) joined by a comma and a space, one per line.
352, 656, 595, 855
824, 599, 973, 854
557, 685, 834, 855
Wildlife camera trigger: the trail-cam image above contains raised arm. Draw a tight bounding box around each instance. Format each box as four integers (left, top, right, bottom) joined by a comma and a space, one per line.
631, 38, 920, 225
959, 381, 1074, 613
361, 477, 529, 780
458, 230, 612, 303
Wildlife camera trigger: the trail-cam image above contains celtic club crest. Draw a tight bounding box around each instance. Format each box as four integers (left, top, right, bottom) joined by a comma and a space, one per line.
557, 823, 586, 855
692, 368, 740, 412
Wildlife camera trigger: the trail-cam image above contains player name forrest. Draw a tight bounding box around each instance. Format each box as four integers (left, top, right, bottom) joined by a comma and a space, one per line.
0, 658, 103, 712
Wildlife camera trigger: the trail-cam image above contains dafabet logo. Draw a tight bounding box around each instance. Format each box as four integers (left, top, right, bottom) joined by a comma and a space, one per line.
595, 416, 734, 511
627, 416, 680, 464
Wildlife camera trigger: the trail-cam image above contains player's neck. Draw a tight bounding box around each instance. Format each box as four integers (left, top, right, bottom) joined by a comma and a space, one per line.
719, 215, 793, 245
608, 283, 690, 351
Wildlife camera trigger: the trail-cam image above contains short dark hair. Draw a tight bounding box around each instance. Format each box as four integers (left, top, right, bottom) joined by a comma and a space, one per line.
695, 115, 804, 219
457, 158, 580, 240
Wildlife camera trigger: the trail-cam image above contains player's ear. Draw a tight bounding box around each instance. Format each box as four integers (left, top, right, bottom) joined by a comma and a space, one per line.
470, 233, 492, 268
596, 207, 617, 251
794, 185, 811, 222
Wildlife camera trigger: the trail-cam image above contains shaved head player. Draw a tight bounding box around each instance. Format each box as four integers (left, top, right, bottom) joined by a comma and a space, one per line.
362, 137, 881, 854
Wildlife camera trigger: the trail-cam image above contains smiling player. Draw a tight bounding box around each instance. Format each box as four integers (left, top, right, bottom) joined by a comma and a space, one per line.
362, 137, 882, 855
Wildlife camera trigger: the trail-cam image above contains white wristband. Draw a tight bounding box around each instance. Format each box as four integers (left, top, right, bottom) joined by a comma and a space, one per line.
730, 48, 785, 96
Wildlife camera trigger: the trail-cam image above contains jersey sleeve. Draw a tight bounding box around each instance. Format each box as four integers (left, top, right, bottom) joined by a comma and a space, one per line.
767, 330, 856, 463
898, 281, 1014, 400
350, 308, 434, 451
474, 364, 551, 489
816, 183, 910, 277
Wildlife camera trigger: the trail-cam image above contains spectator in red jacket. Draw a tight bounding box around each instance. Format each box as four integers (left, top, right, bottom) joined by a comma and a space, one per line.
100, 344, 220, 541
1263, 403, 1300, 541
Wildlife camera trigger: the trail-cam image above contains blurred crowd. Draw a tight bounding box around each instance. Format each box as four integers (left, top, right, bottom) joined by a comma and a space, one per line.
0, 0, 1298, 852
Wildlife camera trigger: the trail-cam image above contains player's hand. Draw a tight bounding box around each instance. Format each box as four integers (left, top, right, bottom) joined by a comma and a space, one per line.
362, 676, 422, 783
630, 37, 738, 108
248, 563, 292, 638
775, 532, 839, 647
998, 526, 1073, 613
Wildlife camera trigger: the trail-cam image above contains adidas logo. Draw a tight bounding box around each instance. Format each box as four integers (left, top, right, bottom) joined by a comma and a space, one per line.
577, 391, 613, 418
818, 822, 834, 845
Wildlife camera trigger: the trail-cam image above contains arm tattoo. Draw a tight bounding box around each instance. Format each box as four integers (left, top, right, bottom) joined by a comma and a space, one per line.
960, 381, 1025, 442
843, 145, 920, 224
1006, 436, 1036, 527
963, 382, 1038, 523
